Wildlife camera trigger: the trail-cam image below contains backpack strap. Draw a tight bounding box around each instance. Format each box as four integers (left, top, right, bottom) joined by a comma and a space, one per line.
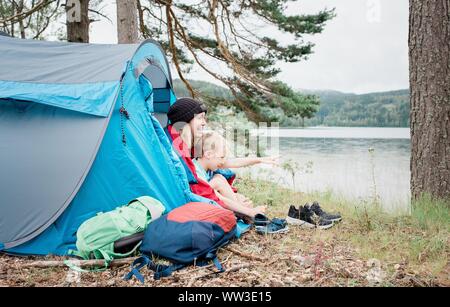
124, 251, 225, 284
64, 249, 112, 273
205, 251, 225, 273
123, 256, 151, 283
123, 255, 187, 283
65, 245, 142, 273
211, 256, 224, 272
108, 240, 142, 259
130, 196, 165, 220
149, 262, 186, 280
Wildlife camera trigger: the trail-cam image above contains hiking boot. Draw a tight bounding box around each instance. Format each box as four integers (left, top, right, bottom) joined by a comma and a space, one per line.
286, 204, 333, 230
309, 202, 342, 222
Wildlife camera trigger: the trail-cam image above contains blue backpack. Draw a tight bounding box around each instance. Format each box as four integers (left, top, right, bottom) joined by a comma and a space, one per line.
124, 202, 236, 282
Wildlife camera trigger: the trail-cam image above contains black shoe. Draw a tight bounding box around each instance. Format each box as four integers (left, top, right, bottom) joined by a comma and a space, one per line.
286, 204, 333, 229
309, 202, 342, 222
288, 205, 300, 219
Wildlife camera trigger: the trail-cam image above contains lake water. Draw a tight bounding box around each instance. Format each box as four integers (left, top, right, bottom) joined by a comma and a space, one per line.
238, 127, 411, 213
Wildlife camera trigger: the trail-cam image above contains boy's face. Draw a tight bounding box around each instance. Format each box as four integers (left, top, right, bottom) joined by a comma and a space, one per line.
204, 142, 226, 171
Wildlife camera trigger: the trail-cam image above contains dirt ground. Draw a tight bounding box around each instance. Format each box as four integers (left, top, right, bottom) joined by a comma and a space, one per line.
1, 224, 446, 287
1, 178, 448, 287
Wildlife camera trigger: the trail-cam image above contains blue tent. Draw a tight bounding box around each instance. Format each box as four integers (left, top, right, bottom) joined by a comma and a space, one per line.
0, 36, 208, 255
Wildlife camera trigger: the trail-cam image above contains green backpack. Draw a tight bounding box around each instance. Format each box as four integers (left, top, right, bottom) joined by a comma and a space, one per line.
68, 196, 165, 269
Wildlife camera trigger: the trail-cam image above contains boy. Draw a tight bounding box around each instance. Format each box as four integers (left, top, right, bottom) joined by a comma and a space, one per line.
192, 131, 278, 219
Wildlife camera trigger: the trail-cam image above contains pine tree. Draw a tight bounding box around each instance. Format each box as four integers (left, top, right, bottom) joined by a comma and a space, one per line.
409, 0, 450, 200
0, 0, 62, 39
66, 0, 89, 42
136, 0, 334, 122
117, 0, 138, 43
0, 0, 111, 43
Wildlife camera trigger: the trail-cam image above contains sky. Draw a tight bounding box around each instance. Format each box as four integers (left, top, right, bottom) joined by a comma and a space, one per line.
89, 0, 409, 94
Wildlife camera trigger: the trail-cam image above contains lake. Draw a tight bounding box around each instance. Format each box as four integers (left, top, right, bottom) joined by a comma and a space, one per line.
238, 127, 411, 213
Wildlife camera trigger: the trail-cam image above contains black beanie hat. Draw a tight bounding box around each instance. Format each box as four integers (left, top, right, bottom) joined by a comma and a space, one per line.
167, 97, 207, 125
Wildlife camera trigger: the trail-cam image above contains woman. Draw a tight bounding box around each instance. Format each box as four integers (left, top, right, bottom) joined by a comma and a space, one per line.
166, 97, 266, 219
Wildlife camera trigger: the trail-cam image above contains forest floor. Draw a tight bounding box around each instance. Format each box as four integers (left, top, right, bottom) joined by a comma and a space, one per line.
1, 177, 448, 287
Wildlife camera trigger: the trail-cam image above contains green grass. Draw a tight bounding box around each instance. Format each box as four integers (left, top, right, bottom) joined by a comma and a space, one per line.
235, 176, 450, 280
411, 194, 450, 232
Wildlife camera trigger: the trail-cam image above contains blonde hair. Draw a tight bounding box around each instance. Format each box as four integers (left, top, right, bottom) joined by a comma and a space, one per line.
199, 131, 230, 158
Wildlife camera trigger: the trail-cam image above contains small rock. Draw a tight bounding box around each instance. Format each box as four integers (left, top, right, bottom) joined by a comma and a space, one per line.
366, 267, 386, 284
366, 258, 381, 268
292, 255, 305, 264
297, 274, 313, 282
269, 278, 284, 287
293, 255, 314, 268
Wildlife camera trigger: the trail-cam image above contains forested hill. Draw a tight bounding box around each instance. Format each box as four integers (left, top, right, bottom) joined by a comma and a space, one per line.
173, 79, 233, 101
300, 89, 410, 127
173, 79, 410, 127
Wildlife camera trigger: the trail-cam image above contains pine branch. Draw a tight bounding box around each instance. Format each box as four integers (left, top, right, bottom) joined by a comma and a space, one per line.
136, 0, 150, 37
88, 8, 112, 23
166, 1, 196, 98
169, 8, 260, 120
32, 0, 60, 39
137, 0, 332, 122
0, 0, 54, 24
209, 0, 271, 95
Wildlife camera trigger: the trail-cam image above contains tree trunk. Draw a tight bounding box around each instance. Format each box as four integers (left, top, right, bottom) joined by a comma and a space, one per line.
117, 0, 138, 44
17, 0, 25, 38
66, 0, 90, 43
409, 0, 450, 200
10, 3, 14, 37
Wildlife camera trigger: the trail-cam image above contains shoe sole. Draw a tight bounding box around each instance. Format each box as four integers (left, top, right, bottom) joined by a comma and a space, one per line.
328, 217, 342, 222
286, 216, 334, 230
317, 222, 334, 230
286, 216, 315, 228
255, 225, 289, 234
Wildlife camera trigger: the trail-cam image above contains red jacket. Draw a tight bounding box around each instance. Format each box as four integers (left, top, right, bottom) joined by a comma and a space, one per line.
167, 125, 229, 209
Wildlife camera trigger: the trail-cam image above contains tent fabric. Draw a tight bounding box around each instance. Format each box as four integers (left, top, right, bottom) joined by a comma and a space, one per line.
0, 37, 207, 255
0, 80, 119, 117
0, 35, 136, 83
0, 98, 110, 249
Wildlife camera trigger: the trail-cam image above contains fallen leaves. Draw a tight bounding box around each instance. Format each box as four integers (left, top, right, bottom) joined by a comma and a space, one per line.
0, 213, 446, 287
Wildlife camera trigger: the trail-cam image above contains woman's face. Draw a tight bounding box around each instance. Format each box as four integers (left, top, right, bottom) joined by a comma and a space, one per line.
189, 112, 207, 140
